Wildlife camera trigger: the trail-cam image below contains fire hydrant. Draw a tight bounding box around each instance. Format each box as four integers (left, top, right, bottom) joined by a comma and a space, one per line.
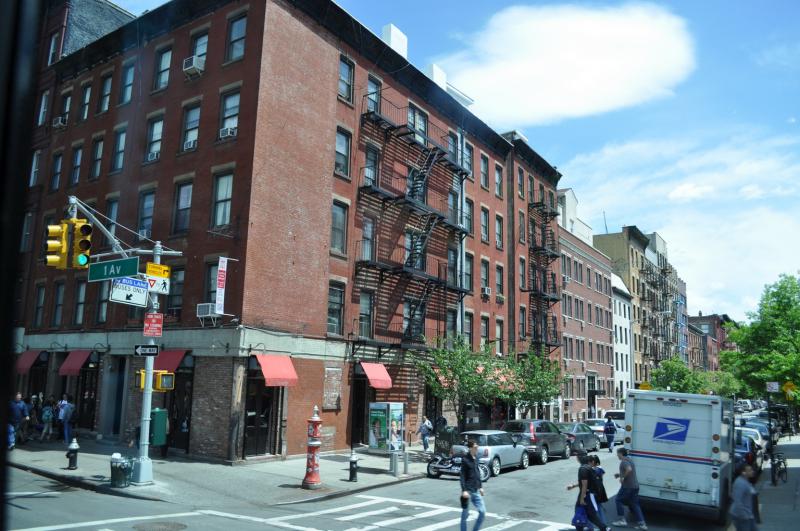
301, 405, 322, 490
349, 448, 359, 482
66, 438, 80, 470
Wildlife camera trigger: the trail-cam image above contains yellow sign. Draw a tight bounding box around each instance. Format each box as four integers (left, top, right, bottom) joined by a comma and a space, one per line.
783, 381, 797, 400
640, 381, 653, 390
146, 262, 171, 278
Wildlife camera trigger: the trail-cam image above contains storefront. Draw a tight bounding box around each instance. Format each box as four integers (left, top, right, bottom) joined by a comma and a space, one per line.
156, 350, 194, 453
15, 350, 49, 398
350, 361, 392, 446
243, 355, 298, 458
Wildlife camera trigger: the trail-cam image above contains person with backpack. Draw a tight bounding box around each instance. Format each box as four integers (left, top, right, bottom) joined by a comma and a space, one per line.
40, 399, 55, 442
60, 395, 75, 444
567, 450, 610, 531
603, 418, 617, 452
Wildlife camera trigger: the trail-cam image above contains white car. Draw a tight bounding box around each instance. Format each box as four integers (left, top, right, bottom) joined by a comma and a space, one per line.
585, 418, 623, 446
736, 427, 767, 451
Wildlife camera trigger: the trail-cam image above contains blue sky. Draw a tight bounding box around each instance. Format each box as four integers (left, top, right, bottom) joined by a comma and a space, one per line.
117, 0, 800, 321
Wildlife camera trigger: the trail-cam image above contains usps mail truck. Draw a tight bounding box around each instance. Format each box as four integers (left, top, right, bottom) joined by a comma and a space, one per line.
623, 390, 734, 523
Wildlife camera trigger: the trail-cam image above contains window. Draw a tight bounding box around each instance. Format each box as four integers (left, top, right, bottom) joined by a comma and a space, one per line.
213, 173, 233, 227
33, 285, 45, 327
29, 150, 40, 186
519, 307, 527, 338
90, 138, 103, 180
19, 212, 33, 252
588, 304, 592, 324
182, 105, 200, 149
220, 91, 240, 131
495, 320, 504, 354
495, 165, 503, 197
519, 211, 525, 242
96, 281, 109, 323
331, 201, 347, 254
528, 175, 535, 202
48, 31, 60, 65
180, 34, 203, 64
111, 128, 126, 171
327, 283, 344, 335
407, 104, 428, 144
359, 291, 374, 338
465, 254, 473, 291
166, 268, 184, 318
464, 199, 474, 235
78, 85, 91, 121
69, 146, 82, 185
480, 154, 489, 188
480, 259, 489, 289
119, 63, 134, 104
447, 247, 458, 286
227, 15, 247, 61
480, 316, 489, 348
364, 145, 379, 185
60, 93, 72, 121
50, 153, 62, 191
517, 168, 524, 196
589, 342, 593, 362
338, 56, 354, 102
98, 75, 112, 112
153, 48, 172, 90
146, 117, 163, 157
334, 128, 351, 175
52, 282, 65, 327
73, 280, 86, 325
463, 143, 474, 175
520, 257, 526, 289
37, 90, 49, 126
495, 215, 503, 249
366, 76, 381, 112
447, 133, 458, 163
173, 181, 192, 232
104, 199, 118, 245
464, 313, 474, 349
480, 207, 489, 242
206, 263, 218, 303
495, 265, 504, 295
138, 191, 155, 235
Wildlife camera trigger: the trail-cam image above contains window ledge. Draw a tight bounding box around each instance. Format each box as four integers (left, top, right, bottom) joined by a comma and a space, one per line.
168, 231, 189, 240
222, 57, 244, 68
330, 250, 348, 260
150, 86, 168, 96
337, 96, 355, 109
95, 110, 109, 118
326, 332, 346, 340
142, 158, 160, 167
215, 136, 237, 146
333, 171, 351, 182
117, 101, 131, 109
176, 148, 198, 157
108, 170, 122, 177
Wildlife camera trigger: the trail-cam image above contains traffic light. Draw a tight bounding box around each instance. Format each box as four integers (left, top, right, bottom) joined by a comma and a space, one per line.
71, 219, 93, 268
137, 370, 175, 392
45, 222, 70, 269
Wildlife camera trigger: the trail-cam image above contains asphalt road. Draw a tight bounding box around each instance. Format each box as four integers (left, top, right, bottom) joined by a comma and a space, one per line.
6, 447, 738, 531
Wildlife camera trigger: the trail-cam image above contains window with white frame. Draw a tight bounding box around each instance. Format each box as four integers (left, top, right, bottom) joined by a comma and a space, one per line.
29, 150, 40, 186
153, 48, 172, 90
213, 173, 233, 227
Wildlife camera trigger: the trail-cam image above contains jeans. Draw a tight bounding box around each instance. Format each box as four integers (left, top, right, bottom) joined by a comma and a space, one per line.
63, 421, 72, 444
422, 434, 429, 451
41, 421, 53, 441
616, 487, 646, 524
460, 491, 486, 531
606, 435, 614, 451
732, 517, 758, 531
7, 424, 15, 449
576, 494, 607, 531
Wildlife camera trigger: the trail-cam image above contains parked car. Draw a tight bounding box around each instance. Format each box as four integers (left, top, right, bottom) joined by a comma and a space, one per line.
736, 427, 768, 452
501, 419, 570, 464
557, 422, 601, 452
585, 418, 623, 447
604, 409, 626, 423
737, 399, 754, 412
734, 431, 763, 472
451, 430, 528, 477
743, 420, 777, 447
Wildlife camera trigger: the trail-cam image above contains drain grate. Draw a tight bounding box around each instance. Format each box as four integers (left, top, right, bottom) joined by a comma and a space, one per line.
133, 522, 188, 531
508, 510, 539, 519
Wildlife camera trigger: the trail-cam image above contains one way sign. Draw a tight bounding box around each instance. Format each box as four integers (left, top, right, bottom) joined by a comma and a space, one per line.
134, 344, 159, 356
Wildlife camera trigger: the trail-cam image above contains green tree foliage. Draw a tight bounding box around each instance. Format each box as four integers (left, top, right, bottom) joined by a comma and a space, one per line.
721, 274, 800, 400
506, 349, 566, 412
651, 356, 704, 393
698, 370, 741, 398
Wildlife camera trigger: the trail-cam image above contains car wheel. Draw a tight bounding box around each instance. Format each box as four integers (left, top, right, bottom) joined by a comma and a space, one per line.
491, 456, 501, 477
426, 462, 441, 478
519, 451, 529, 469
562, 442, 571, 459
593, 439, 600, 452
536, 446, 549, 465
479, 463, 491, 482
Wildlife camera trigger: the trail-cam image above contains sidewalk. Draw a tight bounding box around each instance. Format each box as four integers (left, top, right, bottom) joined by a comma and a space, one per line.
755, 434, 800, 530
8, 436, 430, 507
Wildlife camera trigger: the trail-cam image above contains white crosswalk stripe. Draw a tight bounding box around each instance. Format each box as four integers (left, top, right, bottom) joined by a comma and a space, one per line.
336, 507, 399, 521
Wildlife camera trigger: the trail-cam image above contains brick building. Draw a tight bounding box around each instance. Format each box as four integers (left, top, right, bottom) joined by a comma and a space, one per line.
687, 322, 705, 370
14, 0, 562, 461
688, 312, 735, 371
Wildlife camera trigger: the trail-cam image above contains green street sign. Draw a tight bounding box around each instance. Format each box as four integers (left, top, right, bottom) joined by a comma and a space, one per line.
88, 257, 140, 282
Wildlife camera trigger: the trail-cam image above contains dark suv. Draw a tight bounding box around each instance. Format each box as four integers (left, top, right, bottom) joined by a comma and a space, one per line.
501, 419, 569, 464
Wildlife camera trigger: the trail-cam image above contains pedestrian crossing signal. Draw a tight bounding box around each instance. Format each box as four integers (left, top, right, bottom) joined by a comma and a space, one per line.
45, 222, 70, 269
138, 370, 175, 392
71, 219, 93, 269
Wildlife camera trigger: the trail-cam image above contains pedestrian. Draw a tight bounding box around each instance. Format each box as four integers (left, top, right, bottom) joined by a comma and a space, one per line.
9, 393, 29, 445
60, 395, 75, 444
612, 448, 647, 530
590, 455, 610, 523
417, 415, 433, 452
604, 418, 617, 452
730, 464, 759, 531
40, 398, 55, 442
56, 393, 69, 439
459, 439, 486, 531
566, 450, 610, 531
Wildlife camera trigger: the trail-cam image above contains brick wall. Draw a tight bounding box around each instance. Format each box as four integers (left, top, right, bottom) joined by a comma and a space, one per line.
189, 356, 235, 459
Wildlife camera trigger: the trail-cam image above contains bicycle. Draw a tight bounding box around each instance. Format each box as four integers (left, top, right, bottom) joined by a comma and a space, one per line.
770, 452, 788, 486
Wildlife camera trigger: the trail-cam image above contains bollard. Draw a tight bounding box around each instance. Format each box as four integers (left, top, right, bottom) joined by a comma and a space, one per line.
403, 450, 409, 475
389, 451, 396, 475
391, 451, 400, 478
66, 438, 80, 470
301, 405, 323, 490
349, 449, 358, 482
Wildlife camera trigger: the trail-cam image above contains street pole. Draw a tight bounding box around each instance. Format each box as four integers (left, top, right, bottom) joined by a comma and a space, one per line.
132, 240, 161, 485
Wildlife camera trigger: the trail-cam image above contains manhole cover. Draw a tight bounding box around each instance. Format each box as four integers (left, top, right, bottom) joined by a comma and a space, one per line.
508, 511, 539, 519
133, 523, 187, 531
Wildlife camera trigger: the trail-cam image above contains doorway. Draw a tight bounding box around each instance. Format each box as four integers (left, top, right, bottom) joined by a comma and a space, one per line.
165, 361, 194, 453
76, 354, 99, 429
26, 354, 49, 397
350, 376, 368, 445
112, 357, 127, 435
243, 369, 283, 457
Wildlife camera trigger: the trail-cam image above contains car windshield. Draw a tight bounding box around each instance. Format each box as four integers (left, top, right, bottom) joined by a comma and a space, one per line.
585, 420, 605, 427
556, 423, 573, 432
461, 434, 487, 446
502, 422, 526, 433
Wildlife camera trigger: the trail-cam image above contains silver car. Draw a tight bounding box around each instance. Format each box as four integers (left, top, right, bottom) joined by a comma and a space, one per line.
452, 430, 529, 477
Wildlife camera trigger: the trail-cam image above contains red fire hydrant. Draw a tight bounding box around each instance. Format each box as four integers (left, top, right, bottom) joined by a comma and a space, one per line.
301, 405, 322, 490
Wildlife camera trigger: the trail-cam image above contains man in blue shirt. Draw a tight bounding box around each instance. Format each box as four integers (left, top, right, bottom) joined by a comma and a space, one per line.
9, 392, 29, 446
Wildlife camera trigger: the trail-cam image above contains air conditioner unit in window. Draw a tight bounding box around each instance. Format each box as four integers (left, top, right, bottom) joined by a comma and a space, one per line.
496, 294, 505, 304
196, 303, 218, 318
138, 228, 151, 240
219, 127, 237, 139
182, 55, 206, 76
564, 276, 571, 284
580, 320, 585, 330
480, 286, 492, 298
145, 151, 160, 162
52, 116, 67, 129
183, 139, 197, 151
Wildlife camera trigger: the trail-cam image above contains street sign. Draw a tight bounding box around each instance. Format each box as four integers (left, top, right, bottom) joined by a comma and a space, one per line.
110, 277, 149, 307
88, 257, 139, 282
143, 312, 163, 337
146, 262, 171, 278
146, 276, 170, 294
134, 344, 159, 356
640, 381, 653, 390
767, 381, 780, 393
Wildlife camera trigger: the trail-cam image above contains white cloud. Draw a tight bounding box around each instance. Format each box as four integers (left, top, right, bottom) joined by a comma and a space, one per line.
739, 184, 764, 199
668, 183, 714, 201
439, 3, 695, 127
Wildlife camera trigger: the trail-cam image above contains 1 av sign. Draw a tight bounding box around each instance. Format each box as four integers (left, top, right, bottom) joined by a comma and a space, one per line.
88, 257, 140, 282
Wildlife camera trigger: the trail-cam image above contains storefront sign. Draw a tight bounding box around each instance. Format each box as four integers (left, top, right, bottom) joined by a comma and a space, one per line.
215, 257, 228, 315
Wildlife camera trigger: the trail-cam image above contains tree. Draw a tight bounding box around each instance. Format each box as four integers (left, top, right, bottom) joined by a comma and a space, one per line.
506, 349, 565, 416
721, 274, 800, 400
651, 356, 703, 393
698, 370, 741, 398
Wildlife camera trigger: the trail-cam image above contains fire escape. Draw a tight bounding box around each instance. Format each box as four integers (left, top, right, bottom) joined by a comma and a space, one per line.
524, 195, 561, 354
351, 91, 470, 357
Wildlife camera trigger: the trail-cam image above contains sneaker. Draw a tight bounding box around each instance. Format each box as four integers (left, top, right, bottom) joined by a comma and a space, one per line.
611, 519, 628, 527
635, 524, 648, 530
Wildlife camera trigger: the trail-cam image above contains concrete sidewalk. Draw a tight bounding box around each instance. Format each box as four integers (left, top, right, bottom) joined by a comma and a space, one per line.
756, 434, 800, 530
8, 436, 430, 508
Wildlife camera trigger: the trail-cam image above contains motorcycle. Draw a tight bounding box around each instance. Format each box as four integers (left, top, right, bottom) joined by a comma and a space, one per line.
427, 452, 490, 482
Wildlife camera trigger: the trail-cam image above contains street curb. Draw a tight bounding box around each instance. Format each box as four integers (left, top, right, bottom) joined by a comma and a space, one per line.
273, 472, 427, 506
9, 461, 165, 502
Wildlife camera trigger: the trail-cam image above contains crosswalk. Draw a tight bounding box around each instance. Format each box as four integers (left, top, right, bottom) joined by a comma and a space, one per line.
258, 495, 569, 531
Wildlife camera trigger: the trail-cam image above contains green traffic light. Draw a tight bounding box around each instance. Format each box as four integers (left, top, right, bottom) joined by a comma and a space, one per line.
76, 254, 89, 266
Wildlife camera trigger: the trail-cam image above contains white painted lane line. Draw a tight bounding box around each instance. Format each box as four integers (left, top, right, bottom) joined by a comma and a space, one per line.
336, 507, 400, 521
198, 511, 321, 531
264, 500, 380, 522
344, 508, 452, 531
10, 512, 202, 531
6, 492, 61, 497
356, 494, 448, 511
480, 520, 526, 531
411, 516, 466, 531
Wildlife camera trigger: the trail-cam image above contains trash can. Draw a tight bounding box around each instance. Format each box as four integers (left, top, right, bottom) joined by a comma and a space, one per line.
110, 453, 134, 488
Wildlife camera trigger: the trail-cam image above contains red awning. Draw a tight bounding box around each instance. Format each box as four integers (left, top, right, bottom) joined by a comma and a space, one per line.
154, 350, 189, 372
254, 355, 298, 387
361, 362, 392, 389
16, 350, 41, 375
59, 350, 92, 376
